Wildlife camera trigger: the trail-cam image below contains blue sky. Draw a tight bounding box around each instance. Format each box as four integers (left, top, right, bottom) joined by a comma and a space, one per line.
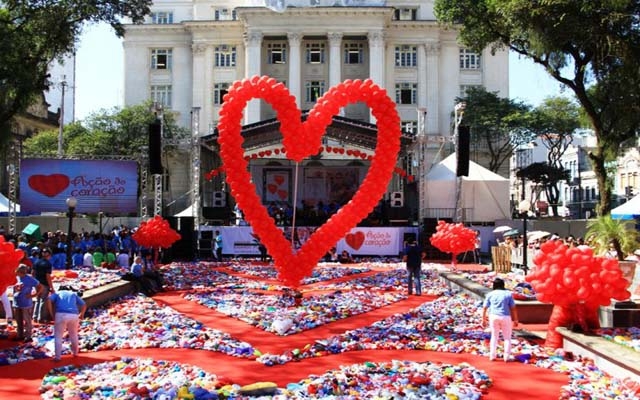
74, 23, 566, 121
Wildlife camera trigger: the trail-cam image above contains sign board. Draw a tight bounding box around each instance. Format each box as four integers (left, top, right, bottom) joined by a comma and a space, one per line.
20, 159, 139, 215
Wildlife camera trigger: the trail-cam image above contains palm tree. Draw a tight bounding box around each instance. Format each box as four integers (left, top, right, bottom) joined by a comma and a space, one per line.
586, 215, 638, 261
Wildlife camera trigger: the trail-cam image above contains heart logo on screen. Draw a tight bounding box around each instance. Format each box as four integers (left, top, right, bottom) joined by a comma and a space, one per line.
217, 76, 400, 287
277, 190, 288, 200
274, 175, 285, 185
28, 174, 70, 197
267, 184, 278, 194
345, 231, 365, 250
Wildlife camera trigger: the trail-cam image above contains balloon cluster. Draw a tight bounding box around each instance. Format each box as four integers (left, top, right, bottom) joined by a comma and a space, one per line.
526, 240, 630, 307
0, 236, 24, 294
132, 216, 181, 249
429, 221, 477, 265
217, 76, 400, 287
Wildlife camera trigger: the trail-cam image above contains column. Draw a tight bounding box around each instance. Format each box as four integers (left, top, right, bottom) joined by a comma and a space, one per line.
328, 32, 342, 87
203, 45, 214, 133
191, 43, 207, 136
367, 30, 385, 86
287, 32, 302, 107
368, 30, 385, 123
417, 43, 427, 112
425, 42, 440, 134
244, 30, 263, 123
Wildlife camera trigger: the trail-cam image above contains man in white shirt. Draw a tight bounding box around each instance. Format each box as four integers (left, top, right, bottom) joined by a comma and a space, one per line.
82, 249, 94, 268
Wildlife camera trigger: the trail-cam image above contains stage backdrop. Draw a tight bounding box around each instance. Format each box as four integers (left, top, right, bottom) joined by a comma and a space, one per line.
200, 226, 419, 257
20, 159, 139, 215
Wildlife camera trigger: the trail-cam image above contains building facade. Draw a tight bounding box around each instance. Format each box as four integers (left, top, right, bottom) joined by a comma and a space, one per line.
122, 1, 509, 222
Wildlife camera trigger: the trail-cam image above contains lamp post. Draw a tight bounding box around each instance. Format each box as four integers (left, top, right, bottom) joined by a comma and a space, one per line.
518, 199, 531, 274
66, 196, 77, 268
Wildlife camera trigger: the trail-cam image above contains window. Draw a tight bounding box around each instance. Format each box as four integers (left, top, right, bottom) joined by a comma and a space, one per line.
268, 43, 287, 64
151, 49, 172, 70
394, 45, 417, 67
401, 121, 417, 134
151, 85, 172, 108
151, 12, 173, 24
394, 8, 417, 21
460, 48, 481, 69
306, 43, 325, 64
214, 8, 236, 20
305, 81, 325, 102
343, 42, 363, 64
213, 83, 230, 105
395, 83, 417, 105
215, 45, 236, 67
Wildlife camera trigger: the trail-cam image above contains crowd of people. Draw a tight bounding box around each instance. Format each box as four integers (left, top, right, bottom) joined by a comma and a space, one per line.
0, 225, 165, 342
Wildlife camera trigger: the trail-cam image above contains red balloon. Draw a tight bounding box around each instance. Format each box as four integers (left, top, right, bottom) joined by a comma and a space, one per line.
0, 237, 25, 295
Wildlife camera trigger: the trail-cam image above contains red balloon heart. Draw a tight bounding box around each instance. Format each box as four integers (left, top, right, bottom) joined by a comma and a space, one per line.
28, 174, 70, 197
218, 76, 400, 287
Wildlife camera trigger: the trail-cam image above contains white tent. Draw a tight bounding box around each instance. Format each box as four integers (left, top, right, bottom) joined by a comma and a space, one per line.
0, 192, 20, 212
424, 154, 510, 221
174, 205, 195, 217
611, 194, 640, 220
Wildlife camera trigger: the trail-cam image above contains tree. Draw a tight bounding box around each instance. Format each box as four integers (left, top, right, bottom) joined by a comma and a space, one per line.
435, 0, 640, 215
529, 97, 581, 168
456, 87, 533, 173
0, 0, 152, 137
516, 162, 570, 217
23, 102, 189, 158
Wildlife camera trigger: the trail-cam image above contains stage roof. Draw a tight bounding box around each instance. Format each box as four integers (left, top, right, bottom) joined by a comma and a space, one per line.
203, 114, 416, 154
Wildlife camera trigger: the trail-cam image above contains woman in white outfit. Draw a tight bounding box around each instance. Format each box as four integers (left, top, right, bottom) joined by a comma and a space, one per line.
482, 278, 519, 362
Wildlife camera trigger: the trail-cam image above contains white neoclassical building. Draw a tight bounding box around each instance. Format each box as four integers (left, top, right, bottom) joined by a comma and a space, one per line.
123, 1, 509, 224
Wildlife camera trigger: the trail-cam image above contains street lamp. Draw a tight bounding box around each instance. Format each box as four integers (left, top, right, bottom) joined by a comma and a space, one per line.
518, 199, 531, 274
66, 196, 78, 268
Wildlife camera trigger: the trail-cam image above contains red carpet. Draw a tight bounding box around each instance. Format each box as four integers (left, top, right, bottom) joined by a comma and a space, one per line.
0, 268, 569, 399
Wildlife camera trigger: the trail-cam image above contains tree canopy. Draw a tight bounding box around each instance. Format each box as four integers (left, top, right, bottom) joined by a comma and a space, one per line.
23, 102, 189, 158
435, 0, 640, 215
456, 86, 533, 173
529, 97, 582, 168
0, 0, 152, 139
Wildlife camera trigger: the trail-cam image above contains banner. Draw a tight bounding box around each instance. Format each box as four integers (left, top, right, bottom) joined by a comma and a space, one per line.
20, 159, 139, 215
201, 226, 418, 256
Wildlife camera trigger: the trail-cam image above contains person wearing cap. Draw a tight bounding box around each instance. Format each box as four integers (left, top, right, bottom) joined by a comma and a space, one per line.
12, 264, 43, 342
482, 277, 519, 362
32, 247, 54, 323
48, 286, 86, 361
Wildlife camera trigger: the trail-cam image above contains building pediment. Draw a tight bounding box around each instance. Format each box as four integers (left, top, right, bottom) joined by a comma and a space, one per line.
203, 114, 414, 154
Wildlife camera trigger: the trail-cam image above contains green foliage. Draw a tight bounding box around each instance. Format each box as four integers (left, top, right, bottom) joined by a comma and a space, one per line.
0, 0, 152, 135
23, 102, 189, 158
456, 87, 533, 172
517, 162, 570, 217
586, 215, 638, 261
529, 97, 581, 167
435, 0, 640, 214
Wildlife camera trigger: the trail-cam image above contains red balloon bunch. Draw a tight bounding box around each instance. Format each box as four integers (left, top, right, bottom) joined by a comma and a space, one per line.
0, 236, 25, 294
526, 240, 630, 348
218, 76, 401, 287
132, 216, 181, 249
429, 221, 477, 267
527, 240, 630, 306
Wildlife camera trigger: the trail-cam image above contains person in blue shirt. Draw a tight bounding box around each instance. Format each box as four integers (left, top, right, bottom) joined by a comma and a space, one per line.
12, 264, 43, 342
47, 285, 86, 361
482, 278, 519, 362
403, 238, 425, 296
71, 248, 84, 269
214, 230, 223, 262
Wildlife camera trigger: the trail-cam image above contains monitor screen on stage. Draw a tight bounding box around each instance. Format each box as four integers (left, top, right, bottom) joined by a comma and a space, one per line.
19, 158, 139, 215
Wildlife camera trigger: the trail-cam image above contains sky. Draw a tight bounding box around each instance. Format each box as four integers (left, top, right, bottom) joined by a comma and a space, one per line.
74, 23, 566, 121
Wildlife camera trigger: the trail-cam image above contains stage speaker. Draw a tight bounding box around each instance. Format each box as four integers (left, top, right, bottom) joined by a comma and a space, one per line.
164, 217, 195, 261
148, 120, 163, 175
390, 191, 404, 208
457, 125, 470, 177
212, 191, 226, 207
